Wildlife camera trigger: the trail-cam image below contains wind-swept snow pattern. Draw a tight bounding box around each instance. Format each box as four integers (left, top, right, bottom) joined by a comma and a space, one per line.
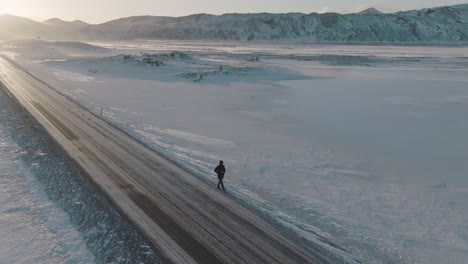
0, 86, 164, 263
2, 40, 468, 263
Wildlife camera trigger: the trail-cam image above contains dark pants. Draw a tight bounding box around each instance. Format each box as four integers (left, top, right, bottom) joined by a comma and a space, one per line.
217, 178, 225, 191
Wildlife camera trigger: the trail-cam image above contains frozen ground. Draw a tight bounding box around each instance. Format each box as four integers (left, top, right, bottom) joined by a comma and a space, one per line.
0, 73, 163, 263
0, 89, 95, 263
2, 39, 468, 263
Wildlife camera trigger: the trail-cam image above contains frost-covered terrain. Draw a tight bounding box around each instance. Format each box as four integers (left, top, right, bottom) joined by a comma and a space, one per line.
0, 106, 95, 263
1, 39, 468, 263
1, 4, 468, 43
0, 69, 164, 263
0, 89, 94, 263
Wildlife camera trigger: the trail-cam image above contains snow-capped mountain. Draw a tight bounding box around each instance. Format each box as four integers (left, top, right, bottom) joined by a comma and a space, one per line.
79, 4, 468, 42
0, 4, 467, 43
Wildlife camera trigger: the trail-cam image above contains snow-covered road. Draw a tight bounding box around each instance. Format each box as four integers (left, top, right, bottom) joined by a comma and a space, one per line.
0, 55, 340, 263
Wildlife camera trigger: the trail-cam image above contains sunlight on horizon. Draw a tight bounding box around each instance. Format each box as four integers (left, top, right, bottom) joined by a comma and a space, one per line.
0, 1, 20, 15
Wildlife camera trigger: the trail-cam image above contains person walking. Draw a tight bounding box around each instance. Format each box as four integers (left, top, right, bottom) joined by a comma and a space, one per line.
214, 160, 226, 192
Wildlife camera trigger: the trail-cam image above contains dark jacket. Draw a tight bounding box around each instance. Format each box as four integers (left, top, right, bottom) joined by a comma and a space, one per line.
214, 164, 226, 179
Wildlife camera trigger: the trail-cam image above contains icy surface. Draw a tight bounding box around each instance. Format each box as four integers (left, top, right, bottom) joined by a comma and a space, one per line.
2, 40, 468, 263
0, 87, 164, 263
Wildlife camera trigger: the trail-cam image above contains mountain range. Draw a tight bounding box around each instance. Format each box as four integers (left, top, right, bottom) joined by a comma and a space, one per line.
0, 4, 467, 43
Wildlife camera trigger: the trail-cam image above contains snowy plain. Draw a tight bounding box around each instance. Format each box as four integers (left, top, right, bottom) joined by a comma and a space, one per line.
1, 39, 468, 263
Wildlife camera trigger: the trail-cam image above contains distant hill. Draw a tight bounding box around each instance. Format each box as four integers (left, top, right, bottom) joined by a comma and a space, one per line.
43, 18, 89, 29
41, 18, 91, 38
79, 4, 468, 42
0, 14, 49, 38
0, 15, 90, 39
71, 20, 89, 27
0, 4, 467, 43
358, 8, 384, 15
43, 18, 70, 27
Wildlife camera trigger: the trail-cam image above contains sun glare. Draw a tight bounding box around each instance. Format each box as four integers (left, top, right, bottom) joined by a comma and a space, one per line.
0, 1, 20, 15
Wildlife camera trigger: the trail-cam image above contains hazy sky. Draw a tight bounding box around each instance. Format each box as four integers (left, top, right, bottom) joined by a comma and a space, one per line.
1, 0, 466, 23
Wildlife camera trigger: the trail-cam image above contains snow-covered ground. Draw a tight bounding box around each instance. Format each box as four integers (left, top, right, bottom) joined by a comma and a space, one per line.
0, 62, 163, 264
2, 39, 468, 263
0, 89, 95, 263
